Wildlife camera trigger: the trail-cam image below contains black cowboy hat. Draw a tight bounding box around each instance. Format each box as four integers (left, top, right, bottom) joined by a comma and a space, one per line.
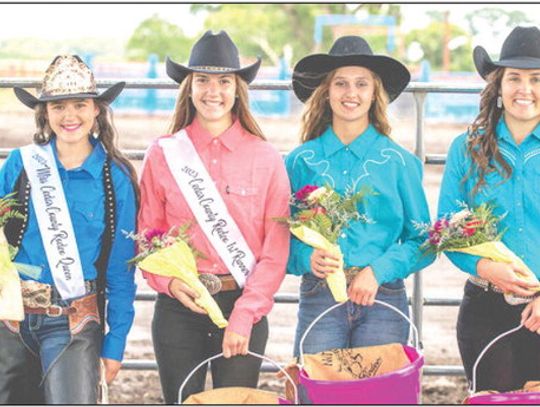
166, 30, 261, 85
14, 55, 125, 109
474, 26, 540, 80
292, 35, 410, 103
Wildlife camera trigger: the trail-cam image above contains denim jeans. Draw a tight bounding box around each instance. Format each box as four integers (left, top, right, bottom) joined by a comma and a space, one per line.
293, 273, 410, 357
457, 281, 540, 392
0, 297, 101, 404
152, 291, 269, 403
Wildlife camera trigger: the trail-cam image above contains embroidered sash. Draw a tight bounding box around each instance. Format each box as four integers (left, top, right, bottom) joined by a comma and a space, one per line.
20, 143, 86, 299
159, 130, 256, 287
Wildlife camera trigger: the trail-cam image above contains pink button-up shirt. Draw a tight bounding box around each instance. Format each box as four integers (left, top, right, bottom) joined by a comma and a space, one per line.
138, 118, 290, 337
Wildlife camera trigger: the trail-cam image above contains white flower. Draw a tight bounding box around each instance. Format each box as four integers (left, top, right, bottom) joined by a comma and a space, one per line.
307, 186, 330, 202
449, 209, 471, 225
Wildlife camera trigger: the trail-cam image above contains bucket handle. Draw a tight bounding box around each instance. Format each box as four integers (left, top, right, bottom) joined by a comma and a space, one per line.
470, 323, 523, 394
299, 299, 420, 367
177, 350, 299, 404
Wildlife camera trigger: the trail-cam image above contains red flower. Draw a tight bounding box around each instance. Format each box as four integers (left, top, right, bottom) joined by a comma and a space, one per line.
144, 228, 165, 242
295, 185, 319, 202
462, 227, 476, 237
433, 218, 449, 232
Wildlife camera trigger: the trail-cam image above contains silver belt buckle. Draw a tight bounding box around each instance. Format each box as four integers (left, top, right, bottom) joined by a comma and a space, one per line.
45, 305, 63, 317
198, 273, 222, 295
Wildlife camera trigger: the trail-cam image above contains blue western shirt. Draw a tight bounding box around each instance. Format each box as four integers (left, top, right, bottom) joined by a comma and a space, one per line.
438, 118, 540, 279
0, 138, 137, 361
285, 124, 432, 284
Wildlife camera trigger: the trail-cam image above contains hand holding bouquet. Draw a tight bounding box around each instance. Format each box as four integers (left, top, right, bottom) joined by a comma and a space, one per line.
277, 184, 373, 303
0, 193, 25, 321
417, 202, 540, 304
126, 225, 228, 328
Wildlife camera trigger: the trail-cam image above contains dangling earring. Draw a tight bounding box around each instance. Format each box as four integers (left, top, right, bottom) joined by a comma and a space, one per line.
496, 95, 503, 109
91, 124, 100, 139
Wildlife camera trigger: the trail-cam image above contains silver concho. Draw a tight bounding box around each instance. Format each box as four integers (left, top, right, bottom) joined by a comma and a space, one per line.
198, 273, 222, 295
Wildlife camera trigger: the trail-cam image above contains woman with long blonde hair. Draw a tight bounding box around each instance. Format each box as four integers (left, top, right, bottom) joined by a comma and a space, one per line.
286, 36, 431, 358
438, 26, 540, 392
137, 30, 290, 403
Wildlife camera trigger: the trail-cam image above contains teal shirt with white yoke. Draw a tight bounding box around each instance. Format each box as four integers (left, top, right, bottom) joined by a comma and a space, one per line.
285, 124, 432, 284
438, 118, 540, 279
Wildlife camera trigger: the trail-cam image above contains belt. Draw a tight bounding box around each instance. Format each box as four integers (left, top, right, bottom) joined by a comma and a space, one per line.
468, 275, 505, 294
198, 273, 240, 295
24, 293, 98, 318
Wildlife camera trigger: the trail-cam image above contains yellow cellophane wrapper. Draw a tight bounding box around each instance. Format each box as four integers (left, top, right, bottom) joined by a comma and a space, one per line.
449, 241, 540, 294
0, 227, 24, 321
290, 225, 347, 303
138, 241, 228, 328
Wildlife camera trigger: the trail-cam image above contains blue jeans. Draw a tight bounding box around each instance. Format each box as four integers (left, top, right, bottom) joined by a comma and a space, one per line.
293, 273, 410, 357
0, 297, 101, 404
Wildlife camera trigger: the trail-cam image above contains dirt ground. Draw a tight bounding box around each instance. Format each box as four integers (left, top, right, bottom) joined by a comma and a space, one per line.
1, 108, 472, 404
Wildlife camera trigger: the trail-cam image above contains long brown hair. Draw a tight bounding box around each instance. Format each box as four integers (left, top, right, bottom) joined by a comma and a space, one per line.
33, 100, 140, 207
299, 68, 391, 143
465, 67, 511, 195
168, 73, 265, 140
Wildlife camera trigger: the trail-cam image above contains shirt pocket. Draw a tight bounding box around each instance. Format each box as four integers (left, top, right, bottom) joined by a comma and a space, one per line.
224, 184, 259, 219
70, 199, 104, 240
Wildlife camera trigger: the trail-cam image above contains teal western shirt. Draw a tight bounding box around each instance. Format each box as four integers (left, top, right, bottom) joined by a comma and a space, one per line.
438, 118, 540, 278
285, 124, 432, 284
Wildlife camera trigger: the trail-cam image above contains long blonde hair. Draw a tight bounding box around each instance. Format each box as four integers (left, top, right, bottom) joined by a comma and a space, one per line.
33, 100, 140, 206
299, 68, 391, 143
168, 73, 265, 140
465, 67, 511, 195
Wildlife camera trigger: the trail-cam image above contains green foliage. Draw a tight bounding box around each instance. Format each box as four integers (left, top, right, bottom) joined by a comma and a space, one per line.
465, 8, 534, 36
405, 22, 474, 71
191, 4, 402, 66
0, 193, 24, 227
125, 14, 192, 62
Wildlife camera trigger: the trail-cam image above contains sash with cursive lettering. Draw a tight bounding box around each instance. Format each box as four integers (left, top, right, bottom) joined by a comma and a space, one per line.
159, 130, 256, 288
20, 143, 86, 299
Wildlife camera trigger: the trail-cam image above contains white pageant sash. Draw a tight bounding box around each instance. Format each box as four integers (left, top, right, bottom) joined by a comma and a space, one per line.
159, 130, 256, 287
20, 144, 86, 299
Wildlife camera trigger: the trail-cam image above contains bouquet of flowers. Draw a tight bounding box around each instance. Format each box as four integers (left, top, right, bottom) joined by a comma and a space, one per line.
0, 193, 26, 321
126, 225, 228, 328
417, 202, 540, 304
277, 184, 373, 303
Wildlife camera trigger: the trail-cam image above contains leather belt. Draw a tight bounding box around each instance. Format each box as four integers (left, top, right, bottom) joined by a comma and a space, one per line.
24, 304, 77, 317
198, 273, 240, 295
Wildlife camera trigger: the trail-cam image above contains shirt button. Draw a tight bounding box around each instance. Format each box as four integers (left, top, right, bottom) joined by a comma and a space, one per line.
343, 170, 348, 175
213, 263, 218, 269
517, 202, 522, 207
518, 227, 524, 232
88, 212, 94, 218
211, 159, 217, 165
345, 147, 349, 152
212, 139, 218, 145
241, 189, 246, 196
341, 233, 347, 238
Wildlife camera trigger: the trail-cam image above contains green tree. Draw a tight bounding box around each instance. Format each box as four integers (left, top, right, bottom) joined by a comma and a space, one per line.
465, 8, 534, 37
405, 22, 473, 72
191, 4, 402, 67
126, 14, 192, 62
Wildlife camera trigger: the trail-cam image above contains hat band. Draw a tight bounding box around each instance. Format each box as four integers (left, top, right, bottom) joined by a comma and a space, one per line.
41, 86, 97, 98
190, 65, 237, 72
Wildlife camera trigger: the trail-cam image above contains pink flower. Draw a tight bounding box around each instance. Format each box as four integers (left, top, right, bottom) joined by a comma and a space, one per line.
295, 185, 319, 202
144, 228, 165, 242
428, 230, 441, 246
433, 218, 449, 232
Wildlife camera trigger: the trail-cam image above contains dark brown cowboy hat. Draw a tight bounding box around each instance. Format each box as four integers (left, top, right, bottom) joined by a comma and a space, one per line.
14, 55, 125, 109
166, 30, 261, 85
292, 35, 410, 103
474, 26, 540, 80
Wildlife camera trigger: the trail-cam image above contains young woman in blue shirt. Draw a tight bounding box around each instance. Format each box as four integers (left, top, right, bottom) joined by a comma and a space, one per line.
0, 55, 138, 403
438, 27, 540, 392
286, 36, 431, 356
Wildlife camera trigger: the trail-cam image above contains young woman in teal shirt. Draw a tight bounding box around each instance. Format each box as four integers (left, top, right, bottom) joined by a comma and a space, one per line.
438, 26, 540, 392
286, 36, 431, 357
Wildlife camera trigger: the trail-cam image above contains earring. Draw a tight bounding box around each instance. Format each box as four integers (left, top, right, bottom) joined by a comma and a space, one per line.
496, 95, 503, 109
91, 124, 100, 139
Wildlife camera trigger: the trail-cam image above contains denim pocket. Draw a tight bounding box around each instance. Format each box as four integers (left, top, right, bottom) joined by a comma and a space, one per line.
300, 274, 325, 297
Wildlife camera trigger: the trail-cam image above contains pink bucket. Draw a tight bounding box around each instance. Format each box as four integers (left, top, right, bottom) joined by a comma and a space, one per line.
466, 324, 540, 404
297, 300, 424, 404
177, 351, 298, 404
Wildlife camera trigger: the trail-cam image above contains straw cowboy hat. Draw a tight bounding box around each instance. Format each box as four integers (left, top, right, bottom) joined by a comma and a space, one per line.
474, 26, 540, 79
292, 35, 411, 103
166, 30, 261, 85
14, 55, 125, 109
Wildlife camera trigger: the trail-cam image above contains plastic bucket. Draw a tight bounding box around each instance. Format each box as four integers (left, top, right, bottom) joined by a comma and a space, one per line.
177, 350, 298, 404
298, 299, 424, 404
466, 323, 540, 404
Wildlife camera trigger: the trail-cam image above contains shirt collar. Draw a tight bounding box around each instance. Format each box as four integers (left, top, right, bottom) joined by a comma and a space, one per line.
496, 117, 540, 143
321, 124, 380, 158
51, 136, 106, 179
186, 117, 245, 152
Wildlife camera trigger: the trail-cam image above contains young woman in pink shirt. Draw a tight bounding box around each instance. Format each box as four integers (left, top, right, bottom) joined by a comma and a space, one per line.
137, 30, 290, 403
